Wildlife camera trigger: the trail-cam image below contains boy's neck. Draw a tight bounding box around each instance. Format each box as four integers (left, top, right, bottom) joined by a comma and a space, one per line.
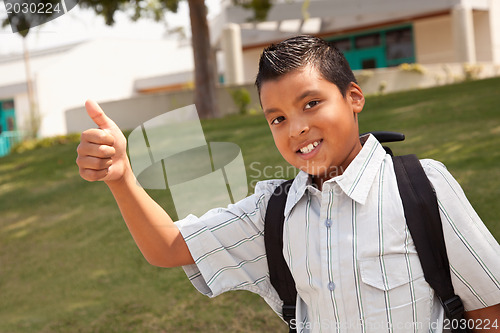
311, 137, 364, 190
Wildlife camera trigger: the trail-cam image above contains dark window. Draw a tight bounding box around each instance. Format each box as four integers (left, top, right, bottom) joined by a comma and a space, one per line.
7, 117, 14, 131
362, 59, 377, 69
355, 33, 380, 49
332, 38, 351, 52
386, 28, 414, 60
2, 101, 14, 109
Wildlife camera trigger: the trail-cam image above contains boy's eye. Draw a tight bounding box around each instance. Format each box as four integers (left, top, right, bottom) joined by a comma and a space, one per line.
305, 100, 319, 109
271, 116, 285, 125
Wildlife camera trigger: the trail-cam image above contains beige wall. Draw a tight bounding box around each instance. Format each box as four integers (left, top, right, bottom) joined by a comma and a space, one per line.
413, 10, 495, 65
414, 15, 455, 64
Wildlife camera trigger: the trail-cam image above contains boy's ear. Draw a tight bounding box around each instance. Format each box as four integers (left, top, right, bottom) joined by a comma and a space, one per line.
348, 82, 365, 114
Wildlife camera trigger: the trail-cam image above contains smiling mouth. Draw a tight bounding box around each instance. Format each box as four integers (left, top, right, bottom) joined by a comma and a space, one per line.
297, 140, 322, 154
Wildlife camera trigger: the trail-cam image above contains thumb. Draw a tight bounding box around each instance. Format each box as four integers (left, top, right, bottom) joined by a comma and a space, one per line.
85, 99, 117, 130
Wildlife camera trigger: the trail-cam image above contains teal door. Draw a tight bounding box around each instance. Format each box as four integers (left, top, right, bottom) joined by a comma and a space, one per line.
344, 32, 386, 70
347, 48, 386, 70
0, 100, 16, 133
0, 100, 18, 157
328, 25, 415, 70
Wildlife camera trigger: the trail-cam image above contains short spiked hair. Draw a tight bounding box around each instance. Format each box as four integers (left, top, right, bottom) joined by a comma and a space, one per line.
255, 35, 357, 97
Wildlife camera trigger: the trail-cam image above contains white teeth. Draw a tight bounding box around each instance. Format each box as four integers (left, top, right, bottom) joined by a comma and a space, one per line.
299, 141, 320, 154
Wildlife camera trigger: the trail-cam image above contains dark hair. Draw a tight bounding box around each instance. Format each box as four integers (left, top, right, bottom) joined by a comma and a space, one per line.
255, 35, 357, 97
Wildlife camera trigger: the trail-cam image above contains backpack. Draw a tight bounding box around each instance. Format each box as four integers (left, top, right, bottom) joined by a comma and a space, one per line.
264, 131, 469, 333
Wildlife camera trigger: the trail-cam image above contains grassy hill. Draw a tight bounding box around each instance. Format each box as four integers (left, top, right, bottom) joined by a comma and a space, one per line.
1, 77, 499, 332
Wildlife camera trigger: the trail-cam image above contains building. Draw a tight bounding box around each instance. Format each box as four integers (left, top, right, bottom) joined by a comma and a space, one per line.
214, 0, 500, 83
0, 38, 194, 153
136, 0, 500, 113
1, 0, 499, 152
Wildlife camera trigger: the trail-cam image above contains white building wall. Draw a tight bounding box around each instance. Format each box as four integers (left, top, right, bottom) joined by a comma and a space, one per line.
0, 47, 72, 135
473, 10, 493, 62
35, 39, 138, 137
452, 4, 477, 63
1, 38, 194, 138
221, 24, 245, 85
489, 0, 500, 63
242, 47, 264, 84
0, 50, 69, 87
13, 93, 30, 134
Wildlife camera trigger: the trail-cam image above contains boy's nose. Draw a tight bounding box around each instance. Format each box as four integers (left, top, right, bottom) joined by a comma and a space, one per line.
289, 121, 309, 138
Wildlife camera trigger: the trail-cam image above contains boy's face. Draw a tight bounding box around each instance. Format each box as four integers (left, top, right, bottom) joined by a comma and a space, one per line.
260, 65, 365, 184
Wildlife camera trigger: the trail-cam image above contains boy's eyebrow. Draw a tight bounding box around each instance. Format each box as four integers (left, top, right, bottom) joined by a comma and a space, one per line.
295, 90, 321, 104
263, 90, 322, 115
263, 108, 280, 116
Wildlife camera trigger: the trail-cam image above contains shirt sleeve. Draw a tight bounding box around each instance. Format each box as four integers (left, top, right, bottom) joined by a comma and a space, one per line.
422, 159, 500, 311
174, 179, 286, 316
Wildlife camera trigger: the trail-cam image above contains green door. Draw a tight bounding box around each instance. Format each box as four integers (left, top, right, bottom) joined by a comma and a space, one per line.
328, 25, 415, 70
0, 100, 17, 157
347, 48, 386, 70
0, 100, 16, 133
345, 32, 386, 70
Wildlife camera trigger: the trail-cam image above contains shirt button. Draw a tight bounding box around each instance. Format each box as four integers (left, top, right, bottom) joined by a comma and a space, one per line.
328, 281, 335, 291
325, 219, 332, 228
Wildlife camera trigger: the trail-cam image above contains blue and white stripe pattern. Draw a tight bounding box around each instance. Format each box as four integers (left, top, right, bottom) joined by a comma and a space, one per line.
175, 134, 500, 332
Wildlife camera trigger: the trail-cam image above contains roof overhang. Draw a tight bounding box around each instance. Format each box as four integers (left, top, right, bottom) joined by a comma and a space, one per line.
217, 0, 492, 49
0, 82, 26, 99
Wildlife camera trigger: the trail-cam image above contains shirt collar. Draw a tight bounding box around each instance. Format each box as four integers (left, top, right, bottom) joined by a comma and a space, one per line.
331, 133, 387, 205
284, 134, 387, 215
284, 170, 311, 216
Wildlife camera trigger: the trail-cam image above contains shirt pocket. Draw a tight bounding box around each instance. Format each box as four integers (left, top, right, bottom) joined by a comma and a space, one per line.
358, 254, 434, 325
359, 253, 425, 291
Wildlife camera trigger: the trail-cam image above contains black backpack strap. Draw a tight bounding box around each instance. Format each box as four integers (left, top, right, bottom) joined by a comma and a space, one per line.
392, 155, 469, 332
264, 179, 297, 333
361, 131, 405, 143
361, 131, 405, 156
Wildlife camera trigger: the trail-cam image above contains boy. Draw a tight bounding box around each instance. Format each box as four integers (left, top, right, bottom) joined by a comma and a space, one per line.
77, 35, 499, 332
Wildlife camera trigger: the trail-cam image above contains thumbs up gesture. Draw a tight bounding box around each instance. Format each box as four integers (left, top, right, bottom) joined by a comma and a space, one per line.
76, 100, 130, 183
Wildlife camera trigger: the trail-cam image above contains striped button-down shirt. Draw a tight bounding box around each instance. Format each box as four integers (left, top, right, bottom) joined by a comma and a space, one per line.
175, 134, 500, 332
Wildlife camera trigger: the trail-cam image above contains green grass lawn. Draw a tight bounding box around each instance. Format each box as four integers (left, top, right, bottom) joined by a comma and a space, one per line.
1, 77, 499, 332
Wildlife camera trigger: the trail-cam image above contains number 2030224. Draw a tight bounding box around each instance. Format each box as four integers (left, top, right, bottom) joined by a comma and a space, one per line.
5, 2, 62, 15
443, 318, 499, 330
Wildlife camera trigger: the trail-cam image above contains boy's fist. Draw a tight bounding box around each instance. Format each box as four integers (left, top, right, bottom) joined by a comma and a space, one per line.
76, 100, 130, 183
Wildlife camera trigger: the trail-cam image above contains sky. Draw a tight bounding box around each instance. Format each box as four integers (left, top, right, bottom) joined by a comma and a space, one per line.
0, 0, 222, 56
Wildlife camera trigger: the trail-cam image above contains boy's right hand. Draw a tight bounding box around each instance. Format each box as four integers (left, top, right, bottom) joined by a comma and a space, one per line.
76, 100, 130, 183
